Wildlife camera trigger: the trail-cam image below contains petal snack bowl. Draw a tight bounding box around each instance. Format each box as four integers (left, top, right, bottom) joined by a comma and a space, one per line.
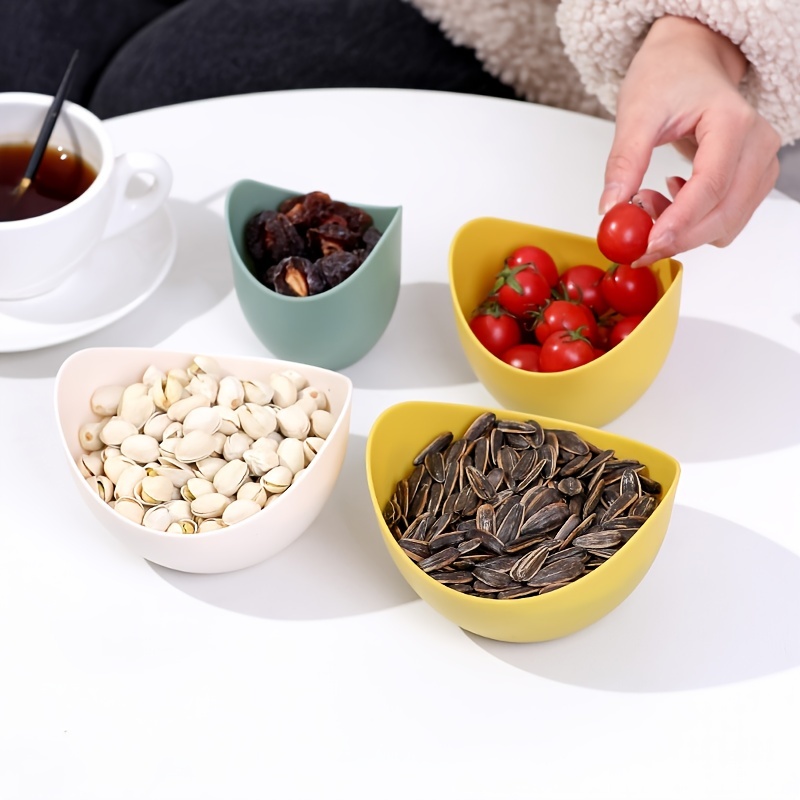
365, 400, 680, 642
225, 178, 402, 371
55, 347, 353, 573
449, 216, 683, 428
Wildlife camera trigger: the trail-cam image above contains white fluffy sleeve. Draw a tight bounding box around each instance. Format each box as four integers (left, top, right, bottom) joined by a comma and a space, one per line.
556, 0, 800, 144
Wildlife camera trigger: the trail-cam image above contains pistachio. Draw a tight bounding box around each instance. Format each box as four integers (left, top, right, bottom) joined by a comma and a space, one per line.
186, 372, 219, 403
243, 447, 279, 477
222, 431, 254, 462
269, 373, 297, 408
310, 409, 335, 439
78, 452, 104, 478
173, 430, 217, 463
222, 499, 261, 525
189, 355, 223, 378
117, 383, 155, 430
142, 412, 172, 441
276, 403, 310, 439
114, 497, 145, 525
242, 378, 273, 405
99, 416, 138, 447
191, 492, 232, 519
237, 481, 268, 507
136, 475, 177, 505
299, 385, 329, 412
217, 375, 244, 409
280, 369, 309, 392
75, 355, 337, 535
120, 433, 161, 464
197, 518, 227, 532
114, 464, 147, 499
87, 475, 114, 502
103, 455, 139, 485
90, 384, 125, 417
302, 436, 326, 463
181, 476, 215, 502
142, 365, 166, 388
194, 456, 228, 480
212, 459, 249, 497
165, 499, 193, 521
167, 519, 199, 535
142, 504, 172, 531
260, 465, 293, 494
277, 437, 305, 475
182, 405, 221, 435
167, 393, 210, 423
77, 420, 109, 451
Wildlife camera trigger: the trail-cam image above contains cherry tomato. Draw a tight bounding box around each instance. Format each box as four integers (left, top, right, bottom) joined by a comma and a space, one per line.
506, 245, 559, 288
533, 299, 599, 346
469, 302, 522, 357
597, 201, 653, 264
595, 318, 613, 351
539, 330, 597, 372
558, 264, 609, 316
493, 264, 551, 318
500, 343, 541, 372
609, 314, 645, 347
600, 263, 660, 316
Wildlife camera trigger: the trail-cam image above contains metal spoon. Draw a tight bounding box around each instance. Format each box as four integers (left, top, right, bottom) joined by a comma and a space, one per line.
12, 49, 80, 200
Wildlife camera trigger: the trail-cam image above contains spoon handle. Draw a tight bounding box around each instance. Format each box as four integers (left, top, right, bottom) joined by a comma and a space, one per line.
18, 49, 80, 191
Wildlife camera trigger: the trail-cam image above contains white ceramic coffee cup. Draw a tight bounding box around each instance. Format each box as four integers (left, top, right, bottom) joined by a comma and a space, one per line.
0, 92, 173, 300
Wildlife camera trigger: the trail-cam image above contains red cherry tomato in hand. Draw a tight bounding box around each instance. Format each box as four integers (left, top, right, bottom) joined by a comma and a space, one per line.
539, 330, 597, 372
469, 302, 522, 357
493, 265, 551, 318
600, 263, 660, 316
597, 201, 653, 264
558, 264, 609, 316
533, 299, 599, 346
609, 314, 645, 347
500, 343, 541, 372
506, 245, 559, 288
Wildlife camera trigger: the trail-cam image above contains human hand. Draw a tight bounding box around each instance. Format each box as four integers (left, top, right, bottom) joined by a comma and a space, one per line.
599, 15, 781, 266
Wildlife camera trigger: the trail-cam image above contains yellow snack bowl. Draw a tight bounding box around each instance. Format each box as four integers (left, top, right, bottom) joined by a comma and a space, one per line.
449, 216, 683, 427
366, 400, 680, 643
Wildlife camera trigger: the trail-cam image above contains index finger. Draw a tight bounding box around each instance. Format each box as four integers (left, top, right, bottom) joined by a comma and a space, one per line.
600, 110, 661, 213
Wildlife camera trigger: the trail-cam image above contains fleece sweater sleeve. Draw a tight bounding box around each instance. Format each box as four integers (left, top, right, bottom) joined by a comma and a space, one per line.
404, 0, 608, 116
556, 0, 800, 144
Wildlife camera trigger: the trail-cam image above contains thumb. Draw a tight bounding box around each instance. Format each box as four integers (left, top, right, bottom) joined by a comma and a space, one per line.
599, 114, 660, 214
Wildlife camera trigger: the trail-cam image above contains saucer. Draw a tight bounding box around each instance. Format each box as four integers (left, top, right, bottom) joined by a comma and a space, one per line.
0, 206, 177, 352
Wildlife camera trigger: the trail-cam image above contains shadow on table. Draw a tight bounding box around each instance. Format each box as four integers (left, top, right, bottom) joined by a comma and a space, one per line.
0, 197, 232, 379
348, 311, 800, 462
468, 505, 800, 692
612, 316, 800, 463
343, 281, 474, 390
150, 433, 417, 618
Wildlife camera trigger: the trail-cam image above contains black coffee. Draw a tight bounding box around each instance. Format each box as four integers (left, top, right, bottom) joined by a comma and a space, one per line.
0, 142, 97, 222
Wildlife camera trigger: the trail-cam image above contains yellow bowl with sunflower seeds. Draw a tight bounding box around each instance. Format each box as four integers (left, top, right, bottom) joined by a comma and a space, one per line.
449, 216, 683, 427
366, 400, 680, 642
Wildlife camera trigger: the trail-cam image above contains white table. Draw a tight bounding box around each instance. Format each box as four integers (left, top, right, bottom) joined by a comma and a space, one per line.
2, 89, 800, 799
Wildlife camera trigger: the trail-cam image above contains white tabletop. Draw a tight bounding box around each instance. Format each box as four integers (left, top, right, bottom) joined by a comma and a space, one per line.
2, 88, 800, 800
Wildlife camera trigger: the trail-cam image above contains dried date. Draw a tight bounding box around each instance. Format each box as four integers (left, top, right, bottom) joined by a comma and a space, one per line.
266, 256, 327, 298
246, 190, 382, 297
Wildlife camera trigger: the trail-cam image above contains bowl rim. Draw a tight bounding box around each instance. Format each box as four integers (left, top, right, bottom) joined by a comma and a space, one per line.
366, 399, 681, 608
224, 177, 403, 304
55, 346, 354, 544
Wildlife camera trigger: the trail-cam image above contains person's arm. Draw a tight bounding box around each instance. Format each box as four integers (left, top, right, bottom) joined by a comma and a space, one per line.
557, 1, 800, 263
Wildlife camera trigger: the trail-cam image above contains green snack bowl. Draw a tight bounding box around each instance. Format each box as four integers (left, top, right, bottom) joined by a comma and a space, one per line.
225, 178, 402, 370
